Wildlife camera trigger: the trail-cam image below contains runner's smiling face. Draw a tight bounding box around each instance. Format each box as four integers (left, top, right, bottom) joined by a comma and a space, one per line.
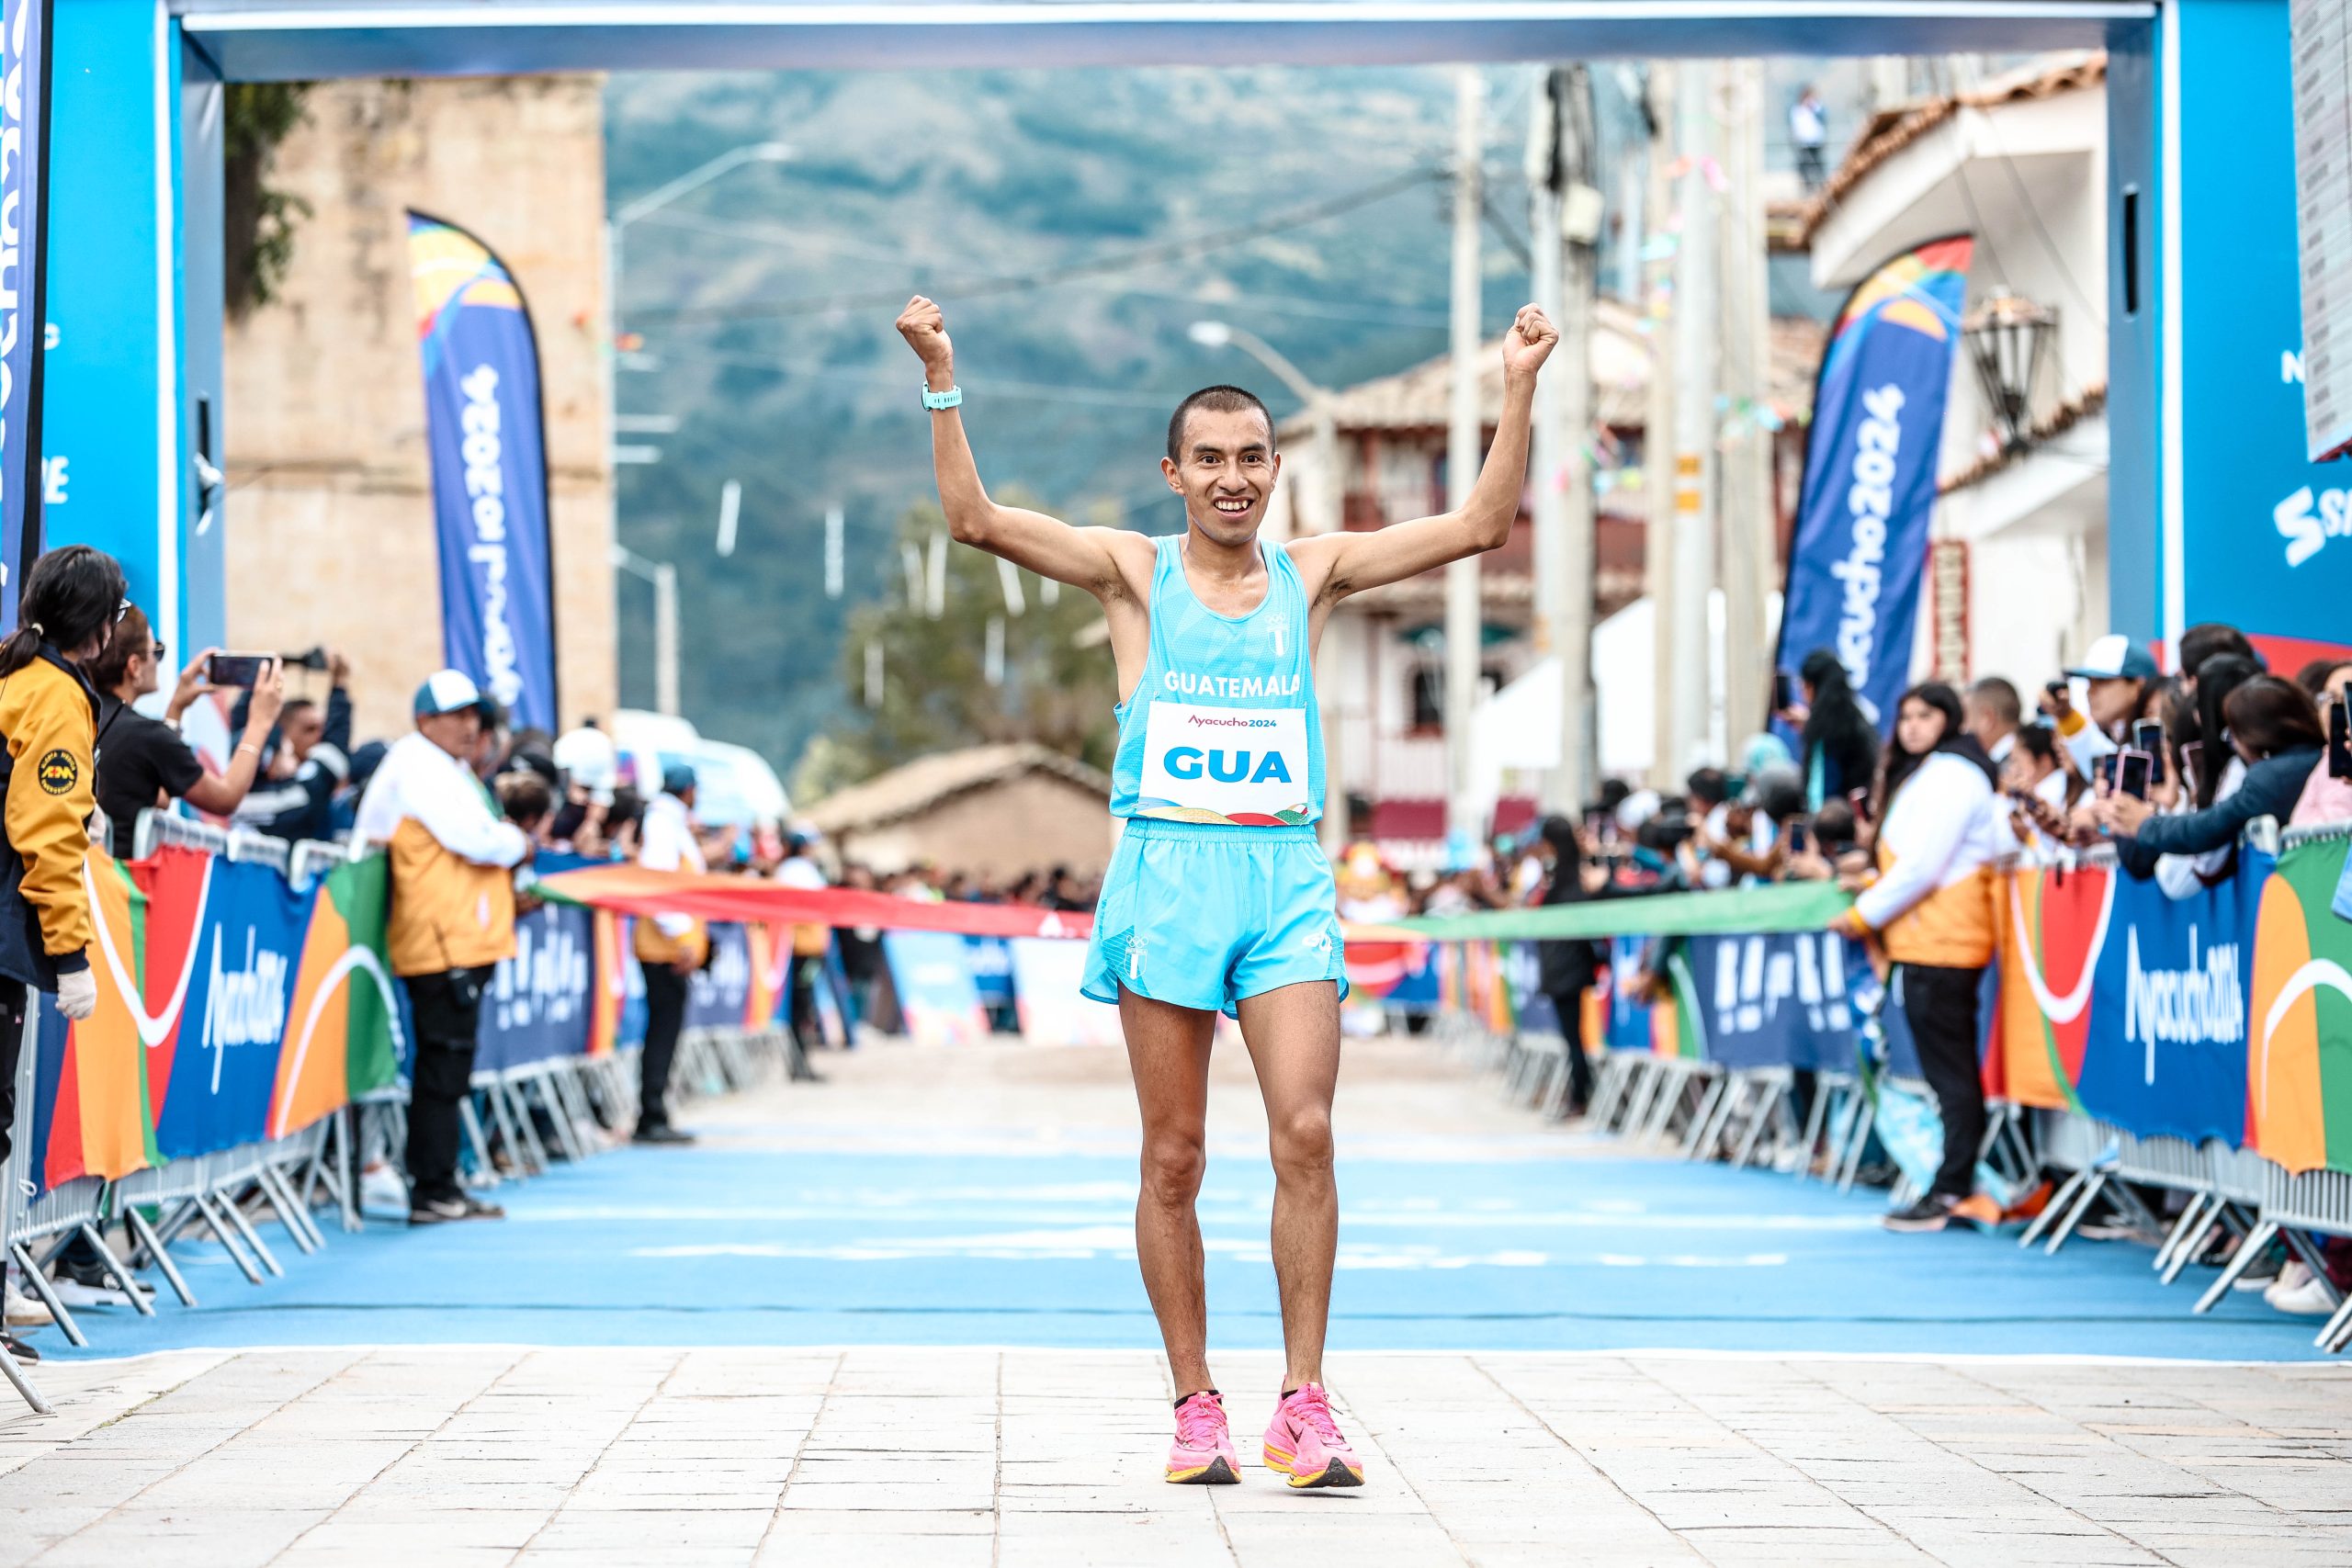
1162, 407, 1279, 547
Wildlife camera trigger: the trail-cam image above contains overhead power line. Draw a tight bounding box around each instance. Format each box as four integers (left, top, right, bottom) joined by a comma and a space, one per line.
634, 165, 1446, 326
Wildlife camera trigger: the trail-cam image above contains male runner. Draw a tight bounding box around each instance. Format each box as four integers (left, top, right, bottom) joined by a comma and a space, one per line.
898, 294, 1557, 1489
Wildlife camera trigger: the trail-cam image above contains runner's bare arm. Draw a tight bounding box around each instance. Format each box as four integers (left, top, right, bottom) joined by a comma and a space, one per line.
1290, 303, 1558, 604
897, 296, 1143, 603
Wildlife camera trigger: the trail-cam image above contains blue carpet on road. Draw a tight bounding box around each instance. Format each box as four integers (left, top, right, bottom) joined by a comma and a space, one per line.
49, 1136, 2329, 1360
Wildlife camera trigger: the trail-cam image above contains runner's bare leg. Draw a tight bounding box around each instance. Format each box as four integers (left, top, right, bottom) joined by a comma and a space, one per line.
1121, 988, 1218, 1396
1235, 979, 1342, 1393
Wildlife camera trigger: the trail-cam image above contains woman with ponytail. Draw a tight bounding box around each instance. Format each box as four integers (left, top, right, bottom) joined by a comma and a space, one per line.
0, 545, 128, 1192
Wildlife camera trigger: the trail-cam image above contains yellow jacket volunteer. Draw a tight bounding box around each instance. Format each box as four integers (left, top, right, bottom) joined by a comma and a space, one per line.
0, 546, 130, 1203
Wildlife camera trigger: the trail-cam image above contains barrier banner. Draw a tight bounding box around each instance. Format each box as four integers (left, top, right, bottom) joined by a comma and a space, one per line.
28, 857, 153, 1194
1602, 937, 1666, 1052
883, 930, 989, 1047
1008, 937, 1123, 1047
0, 0, 51, 624
2250, 835, 2352, 1173
408, 211, 559, 731
1670, 930, 1864, 1071
1771, 235, 1973, 734
1343, 939, 1441, 1012
686, 921, 752, 1030
476, 900, 594, 1075
1998, 853, 2266, 1147
967, 936, 1015, 1010
588, 908, 639, 1056
268, 854, 401, 1138
149, 856, 311, 1161
745, 922, 787, 1032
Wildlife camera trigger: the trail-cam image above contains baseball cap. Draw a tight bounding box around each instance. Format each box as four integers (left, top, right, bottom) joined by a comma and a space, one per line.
661, 761, 698, 796
2064, 635, 2160, 682
413, 668, 497, 719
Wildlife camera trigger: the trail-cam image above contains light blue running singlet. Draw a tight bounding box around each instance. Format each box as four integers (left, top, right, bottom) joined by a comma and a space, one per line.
1107, 536, 1324, 828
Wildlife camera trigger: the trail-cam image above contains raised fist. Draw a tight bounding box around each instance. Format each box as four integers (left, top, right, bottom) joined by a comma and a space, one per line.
1502, 303, 1559, 377
896, 296, 954, 376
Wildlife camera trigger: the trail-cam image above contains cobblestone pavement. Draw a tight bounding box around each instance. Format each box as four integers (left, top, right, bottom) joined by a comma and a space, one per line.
7, 1344, 2352, 1566
7, 1040, 2352, 1563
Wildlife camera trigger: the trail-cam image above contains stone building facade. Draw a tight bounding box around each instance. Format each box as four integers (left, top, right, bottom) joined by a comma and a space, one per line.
223, 76, 615, 743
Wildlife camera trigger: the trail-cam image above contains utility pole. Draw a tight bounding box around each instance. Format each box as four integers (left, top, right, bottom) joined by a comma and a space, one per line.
1529, 65, 1600, 811
1645, 64, 1679, 791
1668, 60, 1721, 778
1717, 61, 1775, 753
1444, 68, 1487, 848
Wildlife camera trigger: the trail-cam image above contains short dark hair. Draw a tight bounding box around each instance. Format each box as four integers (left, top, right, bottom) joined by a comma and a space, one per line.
1685, 768, 1730, 807
1966, 676, 2021, 728
1167, 385, 1273, 464
2181, 622, 2258, 679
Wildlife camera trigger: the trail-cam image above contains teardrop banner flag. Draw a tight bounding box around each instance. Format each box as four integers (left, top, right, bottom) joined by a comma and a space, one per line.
1772, 235, 1973, 734
0, 0, 51, 630
408, 211, 559, 732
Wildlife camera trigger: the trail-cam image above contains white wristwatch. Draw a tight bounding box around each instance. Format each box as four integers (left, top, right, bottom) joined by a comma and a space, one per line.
921, 384, 963, 411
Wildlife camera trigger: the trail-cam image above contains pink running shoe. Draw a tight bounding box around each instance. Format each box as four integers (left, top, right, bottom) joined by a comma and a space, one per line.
1261, 1383, 1364, 1489
1166, 1390, 1241, 1484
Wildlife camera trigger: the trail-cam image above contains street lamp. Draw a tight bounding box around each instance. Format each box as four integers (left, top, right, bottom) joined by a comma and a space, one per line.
611, 545, 681, 718
605, 140, 796, 474
1187, 321, 1343, 536
604, 143, 791, 721
1962, 293, 2056, 456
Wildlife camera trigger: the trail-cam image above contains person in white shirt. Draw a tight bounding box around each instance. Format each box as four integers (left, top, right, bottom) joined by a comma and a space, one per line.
353, 671, 531, 1224
630, 763, 708, 1144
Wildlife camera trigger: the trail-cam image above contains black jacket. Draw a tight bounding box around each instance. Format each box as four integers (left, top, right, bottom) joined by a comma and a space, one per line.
1535, 867, 1611, 998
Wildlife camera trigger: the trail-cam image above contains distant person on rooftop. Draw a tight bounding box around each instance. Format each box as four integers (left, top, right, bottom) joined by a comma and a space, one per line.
1792, 85, 1828, 189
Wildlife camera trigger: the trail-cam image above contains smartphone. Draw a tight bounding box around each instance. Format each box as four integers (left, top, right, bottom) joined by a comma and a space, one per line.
2132, 719, 2166, 785
2045, 679, 2070, 698
2092, 753, 2119, 795
2179, 739, 2205, 797
2329, 696, 2352, 782
1772, 671, 1796, 711
207, 651, 274, 688
2118, 749, 2153, 801
1786, 821, 1811, 856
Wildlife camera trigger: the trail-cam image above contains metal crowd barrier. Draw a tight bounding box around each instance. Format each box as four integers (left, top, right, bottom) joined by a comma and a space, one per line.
1451, 814, 2352, 1351
2, 814, 800, 1415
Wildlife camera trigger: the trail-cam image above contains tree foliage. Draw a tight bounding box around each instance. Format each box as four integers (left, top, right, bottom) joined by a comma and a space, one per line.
224, 84, 313, 316
814, 497, 1124, 792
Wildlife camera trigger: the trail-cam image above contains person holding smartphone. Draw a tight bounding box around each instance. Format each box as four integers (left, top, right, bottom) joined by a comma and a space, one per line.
2100, 676, 2325, 880
87, 607, 285, 859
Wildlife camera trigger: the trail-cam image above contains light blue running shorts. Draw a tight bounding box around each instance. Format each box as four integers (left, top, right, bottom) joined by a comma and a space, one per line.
1081, 817, 1349, 1018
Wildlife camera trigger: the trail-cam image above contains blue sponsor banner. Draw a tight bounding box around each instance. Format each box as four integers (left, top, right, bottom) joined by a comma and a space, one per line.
2071, 850, 2267, 1148
685, 921, 752, 1030
1773, 237, 1973, 734
477, 900, 594, 1074
407, 212, 558, 731
882, 930, 988, 1047
0, 0, 50, 619
965, 935, 1014, 1008
1499, 942, 1560, 1038
1676, 930, 1867, 1072
153, 858, 311, 1160
2173, 0, 2352, 664
1603, 937, 1657, 1052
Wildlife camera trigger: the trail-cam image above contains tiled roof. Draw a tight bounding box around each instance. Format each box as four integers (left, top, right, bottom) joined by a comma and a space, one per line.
1796, 51, 2107, 245
805, 743, 1111, 834
1939, 379, 2109, 495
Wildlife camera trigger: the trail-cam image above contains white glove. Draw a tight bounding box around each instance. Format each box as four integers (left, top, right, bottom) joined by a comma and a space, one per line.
55, 967, 97, 1022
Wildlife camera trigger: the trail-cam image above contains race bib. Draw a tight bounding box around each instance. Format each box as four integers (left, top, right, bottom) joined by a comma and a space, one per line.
1136, 702, 1312, 826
